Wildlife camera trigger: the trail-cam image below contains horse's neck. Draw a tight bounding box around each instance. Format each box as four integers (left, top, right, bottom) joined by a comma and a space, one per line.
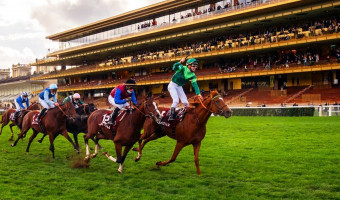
130, 106, 146, 127
194, 99, 212, 125
49, 106, 65, 118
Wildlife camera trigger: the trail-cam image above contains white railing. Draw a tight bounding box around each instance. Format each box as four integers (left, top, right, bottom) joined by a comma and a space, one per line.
228, 105, 340, 117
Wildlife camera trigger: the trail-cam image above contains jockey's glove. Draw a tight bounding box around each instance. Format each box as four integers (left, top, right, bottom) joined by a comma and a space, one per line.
125, 97, 132, 102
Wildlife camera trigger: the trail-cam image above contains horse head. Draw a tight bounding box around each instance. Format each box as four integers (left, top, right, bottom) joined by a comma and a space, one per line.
88, 103, 97, 113
62, 101, 78, 119
208, 90, 232, 118
141, 94, 161, 121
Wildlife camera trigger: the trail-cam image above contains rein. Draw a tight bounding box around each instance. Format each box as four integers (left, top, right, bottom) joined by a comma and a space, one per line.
196, 95, 226, 115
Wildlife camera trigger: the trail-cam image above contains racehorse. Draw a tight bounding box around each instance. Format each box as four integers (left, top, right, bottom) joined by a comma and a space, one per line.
134, 90, 232, 175
11, 101, 79, 158
0, 102, 41, 141
37, 103, 98, 149
84, 96, 160, 173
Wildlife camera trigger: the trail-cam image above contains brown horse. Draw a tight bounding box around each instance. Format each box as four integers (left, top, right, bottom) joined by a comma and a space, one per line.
84, 96, 160, 173
37, 103, 98, 149
134, 90, 232, 175
11, 101, 79, 158
0, 102, 41, 141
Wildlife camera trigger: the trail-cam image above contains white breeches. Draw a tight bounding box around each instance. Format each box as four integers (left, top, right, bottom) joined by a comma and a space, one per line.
108, 95, 129, 109
39, 98, 55, 109
168, 81, 189, 108
15, 102, 23, 111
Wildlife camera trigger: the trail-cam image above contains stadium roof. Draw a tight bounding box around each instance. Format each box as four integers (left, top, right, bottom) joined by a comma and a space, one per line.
46, 0, 222, 42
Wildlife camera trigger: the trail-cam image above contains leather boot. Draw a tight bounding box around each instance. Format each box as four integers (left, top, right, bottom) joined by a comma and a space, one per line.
37, 108, 47, 123
108, 107, 120, 126
168, 107, 176, 121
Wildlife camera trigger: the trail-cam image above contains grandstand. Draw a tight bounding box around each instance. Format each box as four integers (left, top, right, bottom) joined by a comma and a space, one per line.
31, 0, 340, 108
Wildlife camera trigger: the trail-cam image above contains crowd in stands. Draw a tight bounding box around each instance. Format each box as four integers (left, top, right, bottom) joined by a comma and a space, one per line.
36, 15, 340, 87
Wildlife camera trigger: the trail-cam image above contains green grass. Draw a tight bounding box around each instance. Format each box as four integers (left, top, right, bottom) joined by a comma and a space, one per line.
0, 117, 339, 200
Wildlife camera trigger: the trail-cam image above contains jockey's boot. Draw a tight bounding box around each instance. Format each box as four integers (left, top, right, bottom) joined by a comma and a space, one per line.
37, 108, 47, 123
107, 107, 120, 126
14, 110, 20, 120
168, 107, 176, 121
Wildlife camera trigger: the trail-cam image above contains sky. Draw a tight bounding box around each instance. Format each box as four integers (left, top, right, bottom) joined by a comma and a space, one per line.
0, 0, 163, 69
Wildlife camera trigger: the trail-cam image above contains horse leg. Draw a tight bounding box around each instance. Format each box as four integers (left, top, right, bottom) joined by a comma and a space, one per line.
117, 145, 133, 173
48, 133, 55, 158
73, 133, 80, 150
0, 123, 4, 136
90, 138, 100, 158
26, 130, 39, 153
84, 135, 91, 162
38, 134, 47, 143
9, 124, 15, 141
83, 134, 102, 150
60, 130, 80, 153
11, 126, 30, 147
134, 133, 161, 162
156, 142, 185, 167
193, 142, 202, 175
102, 142, 121, 163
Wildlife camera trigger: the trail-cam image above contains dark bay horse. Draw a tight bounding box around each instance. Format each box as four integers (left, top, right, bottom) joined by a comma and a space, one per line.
38, 103, 98, 149
134, 90, 232, 174
0, 103, 41, 141
84, 96, 160, 173
11, 101, 79, 158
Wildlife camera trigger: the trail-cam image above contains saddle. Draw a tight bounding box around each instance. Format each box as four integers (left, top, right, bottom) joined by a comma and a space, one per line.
157, 108, 187, 128
99, 109, 127, 131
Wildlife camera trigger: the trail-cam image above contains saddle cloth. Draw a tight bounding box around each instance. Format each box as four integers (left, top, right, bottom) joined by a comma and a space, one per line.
31, 111, 48, 125
32, 113, 39, 125
99, 109, 127, 130
157, 108, 186, 128
9, 113, 16, 121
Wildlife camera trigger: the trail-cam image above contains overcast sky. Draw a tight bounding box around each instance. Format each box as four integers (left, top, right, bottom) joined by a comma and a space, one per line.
0, 0, 163, 69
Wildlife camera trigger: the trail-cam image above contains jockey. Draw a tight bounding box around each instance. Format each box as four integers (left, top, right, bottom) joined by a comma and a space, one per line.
168, 58, 202, 120
14, 92, 29, 120
37, 84, 59, 122
63, 93, 84, 109
107, 79, 137, 125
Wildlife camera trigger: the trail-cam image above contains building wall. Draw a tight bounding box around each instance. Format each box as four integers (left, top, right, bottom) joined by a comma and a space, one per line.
287, 73, 312, 87
228, 78, 242, 90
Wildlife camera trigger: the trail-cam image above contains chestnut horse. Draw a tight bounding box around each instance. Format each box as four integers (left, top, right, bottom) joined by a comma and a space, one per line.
84, 96, 160, 173
11, 101, 79, 158
0, 102, 41, 141
134, 90, 232, 174
37, 103, 98, 149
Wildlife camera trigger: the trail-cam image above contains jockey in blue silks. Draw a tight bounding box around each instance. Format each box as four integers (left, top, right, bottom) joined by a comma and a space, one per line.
107, 79, 137, 125
37, 83, 59, 122
13, 92, 29, 120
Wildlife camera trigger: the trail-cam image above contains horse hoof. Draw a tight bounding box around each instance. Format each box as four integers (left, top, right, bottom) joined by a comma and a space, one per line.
90, 154, 97, 158
134, 157, 140, 162
26, 152, 29, 155
84, 157, 90, 163
118, 169, 123, 174
11, 143, 15, 147
102, 152, 108, 156
156, 161, 162, 166
8, 138, 13, 141
38, 140, 42, 143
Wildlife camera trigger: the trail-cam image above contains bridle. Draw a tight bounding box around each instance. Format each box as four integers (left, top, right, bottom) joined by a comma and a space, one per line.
57, 103, 74, 118
132, 99, 160, 119
196, 95, 228, 115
